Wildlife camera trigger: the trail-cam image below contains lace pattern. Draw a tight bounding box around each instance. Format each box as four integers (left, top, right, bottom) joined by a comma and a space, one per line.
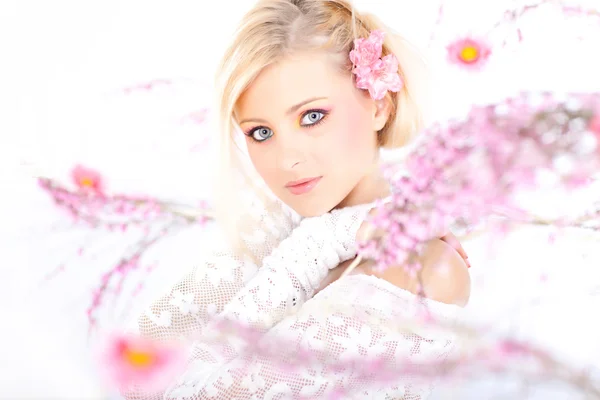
165, 275, 459, 399
125, 200, 460, 400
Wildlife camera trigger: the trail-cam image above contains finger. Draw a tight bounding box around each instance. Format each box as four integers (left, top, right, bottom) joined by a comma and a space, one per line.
440, 232, 468, 260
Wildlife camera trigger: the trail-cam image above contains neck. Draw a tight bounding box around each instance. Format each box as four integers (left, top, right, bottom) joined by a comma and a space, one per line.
336, 162, 390, 208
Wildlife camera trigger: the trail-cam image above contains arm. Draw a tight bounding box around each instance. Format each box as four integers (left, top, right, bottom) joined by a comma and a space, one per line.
136, 249, 261, 342
165, 273, 462, 399
122, 249, 265, 400
134, 198, 303, 342
357, 238, 471, 307
122, 204, 299, 400
128, 203, 374, 399
185, 203, 374, 354
420, 239, 471, 306
316, 238, 471, 307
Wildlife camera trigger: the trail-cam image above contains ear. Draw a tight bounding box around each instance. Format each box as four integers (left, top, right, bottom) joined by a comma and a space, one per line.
372, 97, 393, 132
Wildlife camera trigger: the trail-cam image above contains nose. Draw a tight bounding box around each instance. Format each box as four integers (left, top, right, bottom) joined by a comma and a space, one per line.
276, 129, 306, 170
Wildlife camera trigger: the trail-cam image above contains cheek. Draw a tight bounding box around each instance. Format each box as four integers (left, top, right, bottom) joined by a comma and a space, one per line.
331, 107, 376, 162
247, 143, 276, 182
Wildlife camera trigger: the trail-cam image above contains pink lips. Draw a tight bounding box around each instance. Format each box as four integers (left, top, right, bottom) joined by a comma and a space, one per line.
285, 176, 322, 195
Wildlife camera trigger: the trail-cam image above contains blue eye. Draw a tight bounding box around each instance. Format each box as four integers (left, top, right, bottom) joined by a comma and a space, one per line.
300, 110, 326, 126
249, 127, 273, 142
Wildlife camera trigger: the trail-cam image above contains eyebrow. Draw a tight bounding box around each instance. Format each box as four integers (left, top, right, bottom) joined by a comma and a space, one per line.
238, 96, 328, 125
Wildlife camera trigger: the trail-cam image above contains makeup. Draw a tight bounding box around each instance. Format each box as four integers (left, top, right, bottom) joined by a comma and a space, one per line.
285, 176, 322, 195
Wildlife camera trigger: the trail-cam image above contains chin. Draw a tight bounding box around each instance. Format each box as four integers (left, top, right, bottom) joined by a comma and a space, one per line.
283, 195, 344, 218
294, 207, 328, 218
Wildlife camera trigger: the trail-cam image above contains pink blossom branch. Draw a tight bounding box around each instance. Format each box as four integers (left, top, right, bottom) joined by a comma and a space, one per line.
175, 308, 600, 399
38, 176, 213, 332
360, 91, 600, 272
87, 220, 186, 333
37, 88, 600, 396
429, 0, 555, 45
491, 0, 600, 45
433, 1, 600, 65
562, 4, 600, 20
469, 199, 600, 236
38, 177, 212, 230
491, 0, 556, 30
121, 78, 174, 95
427, 2, 445, 47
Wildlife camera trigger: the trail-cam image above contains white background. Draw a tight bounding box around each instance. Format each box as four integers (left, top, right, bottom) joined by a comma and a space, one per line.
2, 0, 600, 398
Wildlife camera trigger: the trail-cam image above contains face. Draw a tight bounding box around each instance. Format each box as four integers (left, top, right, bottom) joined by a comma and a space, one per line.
236, 51, 391, 217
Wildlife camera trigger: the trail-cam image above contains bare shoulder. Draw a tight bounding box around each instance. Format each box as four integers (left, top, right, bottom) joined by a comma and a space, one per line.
418, 239, 471, 307
356, 239, 471, 307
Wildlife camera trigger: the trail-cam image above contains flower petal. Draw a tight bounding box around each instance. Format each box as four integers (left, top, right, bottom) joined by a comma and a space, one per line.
350, 30, 403, 99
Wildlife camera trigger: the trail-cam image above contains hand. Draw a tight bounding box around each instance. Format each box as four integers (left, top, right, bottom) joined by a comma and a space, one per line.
357, 208, 471, 268
439, 231, 471, 268
314, 257, 367, 295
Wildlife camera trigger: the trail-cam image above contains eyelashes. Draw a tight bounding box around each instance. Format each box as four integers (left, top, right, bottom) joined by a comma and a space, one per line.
244, 108, 330, 143
246, 126, 273, 142
299, 109, 329, 128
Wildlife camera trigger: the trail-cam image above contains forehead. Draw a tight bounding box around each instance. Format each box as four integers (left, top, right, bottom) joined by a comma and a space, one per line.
236, 52, 350, 116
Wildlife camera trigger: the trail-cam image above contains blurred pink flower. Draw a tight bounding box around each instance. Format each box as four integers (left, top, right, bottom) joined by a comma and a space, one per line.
71, 164, 104, 195
447, 37, 492, 70
360, 92, 600, 271
183, 108, 208, 125
123, 78, 173, 94
99, 333, 187, 392
589, 109, 600, 145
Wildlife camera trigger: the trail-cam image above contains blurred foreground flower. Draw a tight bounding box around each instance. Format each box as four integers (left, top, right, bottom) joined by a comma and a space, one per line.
447, 37, 492, 70
99, 333, 187, 393
38, 174, 213, 332
590, 109, 600, 145
72, 164, 105, 195
360, 92, 600, 272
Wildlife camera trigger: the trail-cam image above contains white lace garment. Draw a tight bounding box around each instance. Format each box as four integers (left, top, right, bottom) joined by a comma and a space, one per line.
125, 202, 461, 399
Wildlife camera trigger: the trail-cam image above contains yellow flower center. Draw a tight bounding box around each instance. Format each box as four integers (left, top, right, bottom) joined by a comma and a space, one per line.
80, 177, 94, 187
124, 348, 154, 368
460, 46, 479, 63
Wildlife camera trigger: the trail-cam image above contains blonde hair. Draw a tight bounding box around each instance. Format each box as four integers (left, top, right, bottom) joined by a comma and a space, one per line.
213, 0, 431, 260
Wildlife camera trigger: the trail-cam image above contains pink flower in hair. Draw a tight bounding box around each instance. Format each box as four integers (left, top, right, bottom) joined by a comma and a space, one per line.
349, 29, 403, 100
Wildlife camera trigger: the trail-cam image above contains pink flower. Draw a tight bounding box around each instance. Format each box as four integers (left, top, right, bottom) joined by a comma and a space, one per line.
123, 79, 173, 94
182, 108, 208, 125
496, 339, 531, 358
447, 37, 492, 70
99, 333, 187, 392
350, 29, 385, 67
349, 29, 403, 100
71, 164, 104, 195
360, 92, 600, 272
589, 108, 600, 147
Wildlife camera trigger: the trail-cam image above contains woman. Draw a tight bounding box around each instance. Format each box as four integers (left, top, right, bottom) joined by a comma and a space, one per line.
129, 0, 470, 398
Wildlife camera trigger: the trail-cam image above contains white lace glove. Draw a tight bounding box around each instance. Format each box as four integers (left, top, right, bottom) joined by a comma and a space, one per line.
217, 202, 375, 328
165, 275, 461, 400
132, 196, 300, 344
163, 203, 375, 399
122, 200, 299, 400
